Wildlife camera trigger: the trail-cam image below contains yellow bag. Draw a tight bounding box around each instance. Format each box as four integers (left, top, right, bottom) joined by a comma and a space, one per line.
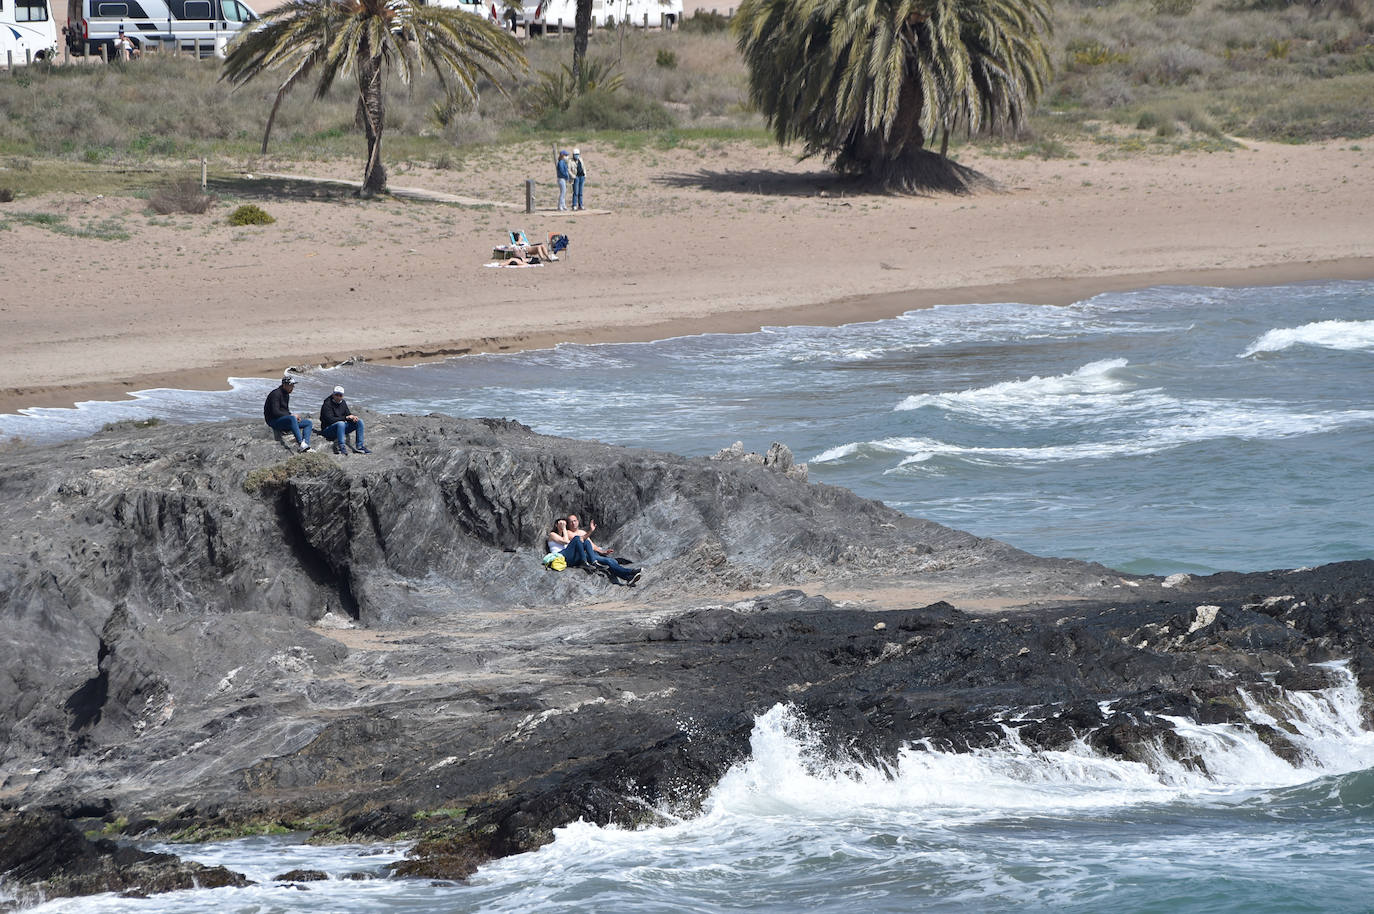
549, 554, 566, 571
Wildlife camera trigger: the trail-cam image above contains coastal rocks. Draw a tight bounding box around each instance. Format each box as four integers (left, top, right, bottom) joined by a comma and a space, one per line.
2, 414, 1372, 894
711, 440, 809, 482
0, 809, 248, 906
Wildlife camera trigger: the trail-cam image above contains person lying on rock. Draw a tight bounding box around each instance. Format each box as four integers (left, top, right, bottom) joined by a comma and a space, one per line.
320, 385, 371, 455
263, 376, 314, 452
548, 515, 640, 585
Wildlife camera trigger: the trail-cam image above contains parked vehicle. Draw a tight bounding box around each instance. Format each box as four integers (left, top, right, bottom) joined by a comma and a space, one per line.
494, 0, 681, 33
63, 0, 259, 58
428, 0, 502, 23
1, 0, 58, 64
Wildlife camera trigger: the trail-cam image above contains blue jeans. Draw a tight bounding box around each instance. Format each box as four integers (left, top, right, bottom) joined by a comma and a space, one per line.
562, 537, 635, 582
268, 414, 313, 446
572, 176, 585, 209
557, 177, 568, 210
324, 419, 365, 450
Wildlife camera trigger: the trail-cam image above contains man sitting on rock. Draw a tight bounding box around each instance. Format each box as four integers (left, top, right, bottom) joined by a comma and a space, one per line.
320, 385, 370, 455
263, 376, 314, 452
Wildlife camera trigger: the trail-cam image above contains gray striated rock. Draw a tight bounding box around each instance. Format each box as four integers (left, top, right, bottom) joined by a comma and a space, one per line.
5, 413, 1370, 893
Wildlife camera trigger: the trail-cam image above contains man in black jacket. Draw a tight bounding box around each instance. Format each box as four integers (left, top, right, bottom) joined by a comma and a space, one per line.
263, 376, 314, 451
320, 386, 370, 455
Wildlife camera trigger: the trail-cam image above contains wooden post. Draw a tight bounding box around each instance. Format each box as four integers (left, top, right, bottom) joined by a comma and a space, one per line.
201, 158, 208, 190
6, 50, 12, 69
64, 41, 70, 64
26, 49, 33, 65
525, 179, 535, 214
642, 11, 648, 27
100, 43, 107, 63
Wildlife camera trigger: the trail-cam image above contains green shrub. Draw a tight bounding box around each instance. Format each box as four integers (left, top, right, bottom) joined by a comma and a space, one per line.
538, 89, 677, 131
681, 10, 729, 33
228, 204, 275, 226
0, 188, 13, 203
1066, 39, 1129, 69
656, 49, 678, 69
1151, 0, 1197, 15
1136, 110, 1162, 130
100, 418, 163, 433
527, 58, 625, 116
243, 451, 337, 494
1266, 38, 1292, 59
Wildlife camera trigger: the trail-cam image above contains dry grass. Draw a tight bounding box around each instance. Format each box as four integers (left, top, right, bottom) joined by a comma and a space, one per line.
0, 1, 1368, 189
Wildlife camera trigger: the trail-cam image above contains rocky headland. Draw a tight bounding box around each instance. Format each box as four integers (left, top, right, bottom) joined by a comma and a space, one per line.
1, 413, 1371, 901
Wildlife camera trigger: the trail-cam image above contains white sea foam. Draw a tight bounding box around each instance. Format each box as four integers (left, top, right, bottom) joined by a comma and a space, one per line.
813, 399, 1374, 470
896, 359, 1134, 414
1240, 319, 1374, 357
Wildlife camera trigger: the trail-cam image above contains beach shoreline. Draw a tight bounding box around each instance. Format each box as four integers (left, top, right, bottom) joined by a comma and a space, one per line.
4, 137, 1371, 417
5, 256, 1371, 416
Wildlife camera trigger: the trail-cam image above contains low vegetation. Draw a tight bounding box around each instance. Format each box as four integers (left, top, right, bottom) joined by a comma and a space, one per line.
243, 451, 337, 494
227, 203, 275, 226
0, 0, 1367, 195
149, 177, 217, 214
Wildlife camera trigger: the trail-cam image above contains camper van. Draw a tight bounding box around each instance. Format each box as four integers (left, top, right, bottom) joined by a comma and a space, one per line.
499, 0, 681, 32
64, 0, 258, 58
1, 0, 59, 64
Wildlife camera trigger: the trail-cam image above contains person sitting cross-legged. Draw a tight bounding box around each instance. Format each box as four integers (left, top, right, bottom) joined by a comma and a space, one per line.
263, 376, 314, 452
320, 385, 370, 455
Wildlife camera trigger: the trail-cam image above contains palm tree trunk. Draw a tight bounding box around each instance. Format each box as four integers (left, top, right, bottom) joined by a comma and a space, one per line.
572, 0, 592, 90
358, 42, 387, 197
261, 82, 290, 155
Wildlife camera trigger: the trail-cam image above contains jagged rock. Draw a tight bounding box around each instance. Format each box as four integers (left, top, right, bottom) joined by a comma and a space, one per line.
0, 810, 249, 905
711, 440, 808, 481
274, 868, 328, 881
1, 415, 1372, 889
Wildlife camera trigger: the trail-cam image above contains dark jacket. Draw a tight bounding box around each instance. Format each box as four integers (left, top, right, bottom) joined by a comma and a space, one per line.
320, 395, 352, 428
264, 386, 293, 424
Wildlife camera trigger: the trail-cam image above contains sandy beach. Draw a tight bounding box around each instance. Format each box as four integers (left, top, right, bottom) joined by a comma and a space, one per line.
2, 137, 1371, 415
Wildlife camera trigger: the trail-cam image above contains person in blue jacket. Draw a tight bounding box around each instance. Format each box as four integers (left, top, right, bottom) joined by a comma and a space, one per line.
263, 376, 314, 452
556, 149, 571, 212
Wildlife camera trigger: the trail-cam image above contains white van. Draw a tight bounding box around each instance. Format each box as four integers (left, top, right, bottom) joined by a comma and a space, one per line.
499, 0, 681, 32
1, 0, 59, 64
64, 0, 258, 58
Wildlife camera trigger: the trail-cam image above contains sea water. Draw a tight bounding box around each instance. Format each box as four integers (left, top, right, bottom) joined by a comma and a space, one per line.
16, 666, 1374, 914
5, 280, 1371, 574
5, 280, 1374, 912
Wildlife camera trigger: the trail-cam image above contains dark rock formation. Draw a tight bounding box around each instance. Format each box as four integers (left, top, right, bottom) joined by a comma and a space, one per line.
0, 414, 1370, 895
0, 809, 248, 907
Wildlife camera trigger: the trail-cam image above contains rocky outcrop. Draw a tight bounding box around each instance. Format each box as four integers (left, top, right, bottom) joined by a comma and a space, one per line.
1, 414, 1370, 897
0, 809, 248, 907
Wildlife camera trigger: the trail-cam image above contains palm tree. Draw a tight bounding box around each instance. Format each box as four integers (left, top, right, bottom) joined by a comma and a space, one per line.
572, 0, 592, 89
733, 0, 1053, 192
223, 0, 526, 197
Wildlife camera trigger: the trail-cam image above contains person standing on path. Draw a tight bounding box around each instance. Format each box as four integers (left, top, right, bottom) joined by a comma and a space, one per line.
556, 149, 571, 211
571, 148, 587, 211
263, 376, 314, 452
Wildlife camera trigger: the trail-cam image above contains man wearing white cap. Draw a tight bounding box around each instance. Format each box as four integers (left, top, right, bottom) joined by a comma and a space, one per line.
320, 386, 370, 455
571, 148, 587, 210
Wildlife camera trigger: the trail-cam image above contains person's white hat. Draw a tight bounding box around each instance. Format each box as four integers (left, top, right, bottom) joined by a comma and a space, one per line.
333, 385, 345, 394
572, 148, 580, 155
281, 376, 297, 385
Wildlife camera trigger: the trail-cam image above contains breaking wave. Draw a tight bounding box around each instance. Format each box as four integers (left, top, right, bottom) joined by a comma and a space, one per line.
1240, 319, 1374, 357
